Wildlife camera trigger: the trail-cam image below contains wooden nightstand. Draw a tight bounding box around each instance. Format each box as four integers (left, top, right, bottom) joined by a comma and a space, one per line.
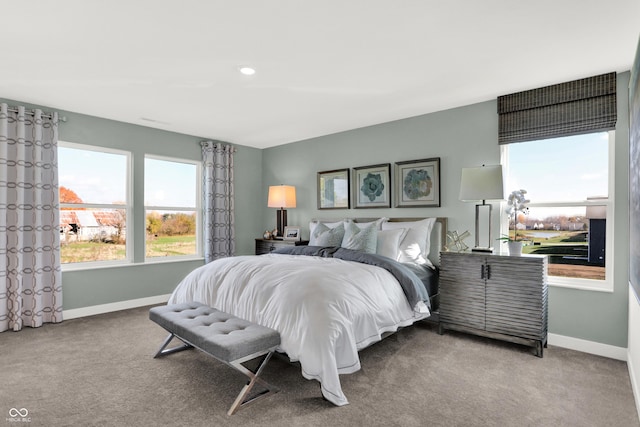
255, 239, 309, 255
438, 251, 548, 357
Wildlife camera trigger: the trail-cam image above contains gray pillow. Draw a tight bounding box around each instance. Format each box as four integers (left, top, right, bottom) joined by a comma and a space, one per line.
310, 222, 345, 246
341, 221, 378, 254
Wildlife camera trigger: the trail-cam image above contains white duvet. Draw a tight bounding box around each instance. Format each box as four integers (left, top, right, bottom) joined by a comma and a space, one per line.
168, 253, 428, 406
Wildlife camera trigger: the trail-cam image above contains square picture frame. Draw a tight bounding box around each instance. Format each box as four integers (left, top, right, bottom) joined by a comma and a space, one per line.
353, 163, 391, 208
395, 157, 441, 207
283, 226, 301, 241
317, 168, 350, 209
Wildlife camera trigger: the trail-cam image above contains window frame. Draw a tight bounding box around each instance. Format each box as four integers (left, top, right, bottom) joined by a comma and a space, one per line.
143, 154, 202, 262
58, 141, 133, 270
500, 131, 615, 292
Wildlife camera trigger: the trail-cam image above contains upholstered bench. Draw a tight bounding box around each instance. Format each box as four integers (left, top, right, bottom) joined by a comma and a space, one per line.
149, 302, 281, 415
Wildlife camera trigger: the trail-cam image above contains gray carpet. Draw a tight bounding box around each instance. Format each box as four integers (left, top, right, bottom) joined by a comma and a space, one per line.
1, 306, 638, 427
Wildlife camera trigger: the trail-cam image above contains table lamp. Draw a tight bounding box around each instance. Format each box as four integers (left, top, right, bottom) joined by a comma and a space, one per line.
459, 165, 504, 252
267, 185, 296, 237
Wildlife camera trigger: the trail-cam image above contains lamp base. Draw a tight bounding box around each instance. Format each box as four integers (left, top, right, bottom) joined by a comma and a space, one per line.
275, 209, 287, 237
471, 246, 494, 253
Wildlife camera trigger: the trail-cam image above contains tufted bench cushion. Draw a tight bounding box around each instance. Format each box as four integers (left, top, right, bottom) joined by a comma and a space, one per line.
149, 302, 280, 362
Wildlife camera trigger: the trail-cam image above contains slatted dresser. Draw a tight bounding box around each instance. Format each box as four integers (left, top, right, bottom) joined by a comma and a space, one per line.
438, 251, 548, 357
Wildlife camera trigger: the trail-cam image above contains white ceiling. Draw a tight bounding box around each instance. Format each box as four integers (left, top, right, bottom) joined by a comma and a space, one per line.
2, 1, 639, 149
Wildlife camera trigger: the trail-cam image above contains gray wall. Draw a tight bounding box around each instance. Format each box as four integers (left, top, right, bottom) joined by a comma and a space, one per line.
1, 97, 264, 310
261, 72, 631, 348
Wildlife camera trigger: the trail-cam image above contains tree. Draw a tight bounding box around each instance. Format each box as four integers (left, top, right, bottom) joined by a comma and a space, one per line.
146, 212, 162, 236
59, 186, 83, 204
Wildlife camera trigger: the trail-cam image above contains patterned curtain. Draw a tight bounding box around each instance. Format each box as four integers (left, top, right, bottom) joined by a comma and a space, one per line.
201, 141, 235, 262
0, 104, 63, 332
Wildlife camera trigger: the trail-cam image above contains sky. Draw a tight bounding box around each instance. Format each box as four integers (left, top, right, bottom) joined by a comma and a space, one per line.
58, 146, 196, 207
507, 132, 609, 202
506, 132, 609, 220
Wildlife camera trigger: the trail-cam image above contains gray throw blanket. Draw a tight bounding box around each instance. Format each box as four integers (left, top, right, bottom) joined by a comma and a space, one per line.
271, 245, 430, 310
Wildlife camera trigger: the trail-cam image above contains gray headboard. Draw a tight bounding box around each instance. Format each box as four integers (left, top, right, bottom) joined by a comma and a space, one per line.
310, 217, 448, 267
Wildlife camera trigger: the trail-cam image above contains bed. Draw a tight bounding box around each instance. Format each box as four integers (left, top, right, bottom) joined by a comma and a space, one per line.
168, 217, 447, 406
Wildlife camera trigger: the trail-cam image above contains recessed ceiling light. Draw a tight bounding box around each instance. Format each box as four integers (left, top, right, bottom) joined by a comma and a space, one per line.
238, 66, 256, 76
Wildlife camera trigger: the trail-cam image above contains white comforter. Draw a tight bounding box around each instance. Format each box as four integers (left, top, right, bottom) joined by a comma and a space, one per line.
168, 253, 427, 406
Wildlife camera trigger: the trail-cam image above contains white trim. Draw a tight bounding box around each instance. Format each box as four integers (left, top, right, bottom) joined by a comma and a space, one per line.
628, 348, 640, 422
628, 284, 640, 422
548, 333, 627, 361
62, 294, 171, 320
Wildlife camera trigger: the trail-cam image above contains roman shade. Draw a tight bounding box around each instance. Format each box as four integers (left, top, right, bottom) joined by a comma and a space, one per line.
498, 72, 617, 145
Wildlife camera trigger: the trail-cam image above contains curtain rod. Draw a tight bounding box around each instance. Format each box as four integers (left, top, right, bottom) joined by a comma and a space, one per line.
5, 106, 68, 122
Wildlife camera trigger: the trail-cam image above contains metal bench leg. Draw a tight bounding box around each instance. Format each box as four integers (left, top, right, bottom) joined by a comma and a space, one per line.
153, 333, 193, 358
227, 351, 279, 416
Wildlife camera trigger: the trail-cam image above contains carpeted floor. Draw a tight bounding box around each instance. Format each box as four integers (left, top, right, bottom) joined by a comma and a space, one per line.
1, 306, 638, 427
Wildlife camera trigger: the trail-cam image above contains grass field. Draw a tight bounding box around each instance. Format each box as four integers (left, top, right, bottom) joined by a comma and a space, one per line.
61, 235, 197, 264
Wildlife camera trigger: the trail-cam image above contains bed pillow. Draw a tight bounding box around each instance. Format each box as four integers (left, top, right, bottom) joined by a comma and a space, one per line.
310, 222, 345, 246
309, 220, 343, 237
381, 218, 436, 267
349, 217, 388, 230
341, 221, 378, 254
376, 228, 408, 260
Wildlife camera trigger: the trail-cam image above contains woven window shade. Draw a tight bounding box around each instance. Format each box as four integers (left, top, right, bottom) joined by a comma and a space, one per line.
498, 72, 617, 145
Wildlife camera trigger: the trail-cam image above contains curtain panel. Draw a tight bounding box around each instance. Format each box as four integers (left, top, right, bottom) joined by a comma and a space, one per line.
0, 104, 63, 332
498, 72, 617, 145
201, 141, 235, 263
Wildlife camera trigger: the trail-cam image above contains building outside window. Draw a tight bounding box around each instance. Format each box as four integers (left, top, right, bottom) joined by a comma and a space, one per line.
501, 131, 614, 291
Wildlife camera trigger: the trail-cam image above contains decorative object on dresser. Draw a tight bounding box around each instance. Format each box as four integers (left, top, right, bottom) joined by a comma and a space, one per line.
255, 238, 308, 255
394, 157, 441, 207
438, 251, 548, 357
283, 226, 301, 241
497, 189, 530, 256
459, 164, 505, 253
317, 168, 350, 209
444, 230, 471, 252
352, 163, 391, 208
267, 185, 296, 237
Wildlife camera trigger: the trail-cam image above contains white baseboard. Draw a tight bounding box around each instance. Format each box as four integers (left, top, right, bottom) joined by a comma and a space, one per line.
62, 294, 171, 320
628, 349, 640, 422
548, 333, 627, 361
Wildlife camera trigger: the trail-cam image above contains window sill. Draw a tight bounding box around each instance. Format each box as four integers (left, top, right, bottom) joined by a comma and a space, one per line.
548, 276, 613, 293
61, 256, 204, 272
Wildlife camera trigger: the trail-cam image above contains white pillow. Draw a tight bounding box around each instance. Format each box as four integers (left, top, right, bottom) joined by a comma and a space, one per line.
341, 221, 378, 253
310, 222, 345, 246
376, 228, 408, 260
309, 220, 343, 237
381, 218, 436, 267
349, 217, 388, 230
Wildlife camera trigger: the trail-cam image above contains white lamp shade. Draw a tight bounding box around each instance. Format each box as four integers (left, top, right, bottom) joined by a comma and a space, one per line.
459, 165, 504, 202
268, 185, 297, 208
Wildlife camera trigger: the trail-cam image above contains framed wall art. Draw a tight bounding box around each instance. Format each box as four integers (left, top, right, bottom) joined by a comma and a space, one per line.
353, 163, 391, 208
395, 157, 441, 207
317, 168, 350, 209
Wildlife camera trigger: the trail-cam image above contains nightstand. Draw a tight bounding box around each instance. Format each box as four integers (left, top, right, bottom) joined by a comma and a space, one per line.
438, 251, 548, 357
255, 239, 309, 255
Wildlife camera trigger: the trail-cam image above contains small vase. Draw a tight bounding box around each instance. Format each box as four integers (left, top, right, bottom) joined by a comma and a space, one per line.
507, 241, 523, 256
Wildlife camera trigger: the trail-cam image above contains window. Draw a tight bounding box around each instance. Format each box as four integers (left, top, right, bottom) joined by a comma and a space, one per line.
501, 131, 614, 292
58, 142, 130, 265
144, 156, 200, 259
